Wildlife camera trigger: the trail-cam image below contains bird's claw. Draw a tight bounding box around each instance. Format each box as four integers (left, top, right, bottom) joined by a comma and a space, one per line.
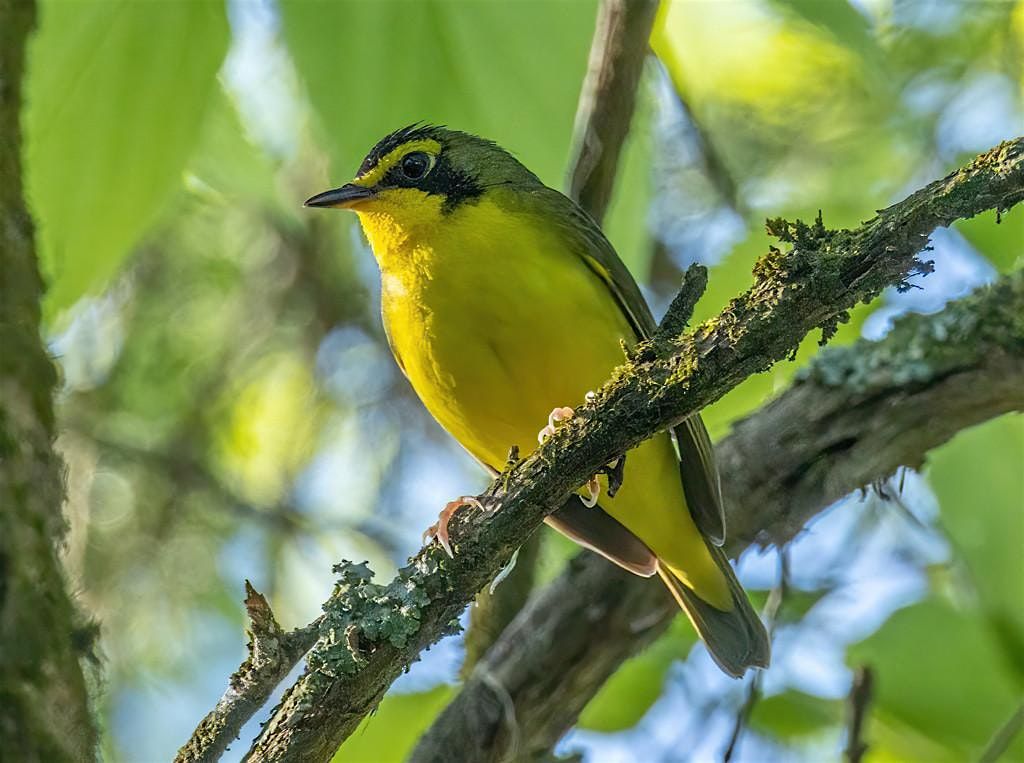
580, 455, 625, 507
423, 495, 486, 557
601, 455, 626, 498
537, 406, 575, 443
537, 405, 610, 507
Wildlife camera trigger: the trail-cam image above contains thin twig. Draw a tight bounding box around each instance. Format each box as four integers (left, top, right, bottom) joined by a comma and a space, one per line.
978, 702, 1024, 763
174, 583, 320, 763
460, 534, 541, 678
655, 263, 708, 340
844, 666, 875, 763
722, 549, 789, 762
666, 77, 745, 215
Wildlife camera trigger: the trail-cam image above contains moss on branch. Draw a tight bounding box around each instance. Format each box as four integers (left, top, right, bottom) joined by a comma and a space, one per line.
803, 272, 1024, 393
0, 0, 97, 758
174, 583, 318, 763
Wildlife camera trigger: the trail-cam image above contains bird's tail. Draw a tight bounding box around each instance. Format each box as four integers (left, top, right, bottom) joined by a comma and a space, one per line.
657, 546, 770, 678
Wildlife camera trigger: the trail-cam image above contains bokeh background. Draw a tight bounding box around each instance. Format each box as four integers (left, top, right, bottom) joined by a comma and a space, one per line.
21, 0, 1023, 760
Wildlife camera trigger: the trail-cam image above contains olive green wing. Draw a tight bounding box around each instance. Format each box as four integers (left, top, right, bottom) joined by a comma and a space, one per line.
674, 416, 726, 545
545, 190, 727, 546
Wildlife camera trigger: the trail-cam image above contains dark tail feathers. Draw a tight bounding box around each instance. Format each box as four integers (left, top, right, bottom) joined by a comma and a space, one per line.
657, 546, 770, 678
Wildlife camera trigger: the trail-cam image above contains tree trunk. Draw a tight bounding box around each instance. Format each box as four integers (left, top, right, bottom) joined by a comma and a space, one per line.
0, 0, 97, 759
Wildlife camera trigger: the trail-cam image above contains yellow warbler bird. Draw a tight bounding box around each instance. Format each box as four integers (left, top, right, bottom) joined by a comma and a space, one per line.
306, 125, 769, 676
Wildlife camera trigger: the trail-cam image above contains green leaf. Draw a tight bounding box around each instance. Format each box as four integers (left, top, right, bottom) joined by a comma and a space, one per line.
749, 690, 842, 740
281, 0, 596, 189
24, 0, 229, 318
281, 0, 659, 289
578, 617, 696, 731
848, 597, 1022, 759
766, 0, 883, 68
333, 685, 453, 763
186, 90, 283, 211
927, 414, 1024, 676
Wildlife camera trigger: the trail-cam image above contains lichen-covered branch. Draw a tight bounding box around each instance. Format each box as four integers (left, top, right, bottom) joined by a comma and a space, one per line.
721, 266, 1024, 551
174, 584, 319, 763
411, 270, 1024, 762
0, 0, 96, 758
242, 139, 1024, 763
414, 552, 671, 763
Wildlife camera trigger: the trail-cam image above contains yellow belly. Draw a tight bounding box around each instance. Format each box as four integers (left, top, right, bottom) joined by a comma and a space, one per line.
365, 195, 726, 604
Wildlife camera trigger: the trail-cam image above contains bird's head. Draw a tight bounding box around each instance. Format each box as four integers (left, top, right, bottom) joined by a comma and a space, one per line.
304, 124, 540, 226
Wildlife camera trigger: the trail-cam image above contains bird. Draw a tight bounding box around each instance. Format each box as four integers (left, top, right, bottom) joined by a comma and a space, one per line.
305, 124, 770, 677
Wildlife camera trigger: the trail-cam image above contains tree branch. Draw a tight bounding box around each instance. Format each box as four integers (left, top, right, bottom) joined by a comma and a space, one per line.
979, 701, 1024, 763
174, 584, 319, 763
0, 0, 97, 758
239, 138, 1024, 762
844, 666, 874, 763
719, 264, 1024, 551
567, 0, 659, 224
460, 533, 542, 680
410, 268, 1024, 761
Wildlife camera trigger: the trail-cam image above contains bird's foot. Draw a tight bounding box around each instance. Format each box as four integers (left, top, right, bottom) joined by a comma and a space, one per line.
537, 406, 575, 443
536, 403, 608, 508
601, 455, 626, 498
423, 495, 486, 557
489, 546, 521, 594
581, 455, 627, 506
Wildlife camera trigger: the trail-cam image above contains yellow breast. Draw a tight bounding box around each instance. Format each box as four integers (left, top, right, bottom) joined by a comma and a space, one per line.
356, 189, 727, 605
362, 191, 631, 468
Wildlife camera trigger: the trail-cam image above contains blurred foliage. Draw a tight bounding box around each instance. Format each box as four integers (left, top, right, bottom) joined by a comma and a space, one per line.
332, 685, 453, 763
928, 415, 1024, 677
25, 0, 229, 318
850, 596, 1022, 761
749, 689, 843, 741
279, 0, 652, 272
579, 617, 698, 732
15, 0, 1023, 761
956, 204, 1024, 272
279, 0, 595, 185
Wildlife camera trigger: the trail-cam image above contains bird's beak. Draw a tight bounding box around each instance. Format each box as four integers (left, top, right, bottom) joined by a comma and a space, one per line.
304, 183, 377, 209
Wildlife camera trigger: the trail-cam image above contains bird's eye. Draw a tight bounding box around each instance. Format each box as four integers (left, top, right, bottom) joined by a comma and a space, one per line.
400, 152, 432, 180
